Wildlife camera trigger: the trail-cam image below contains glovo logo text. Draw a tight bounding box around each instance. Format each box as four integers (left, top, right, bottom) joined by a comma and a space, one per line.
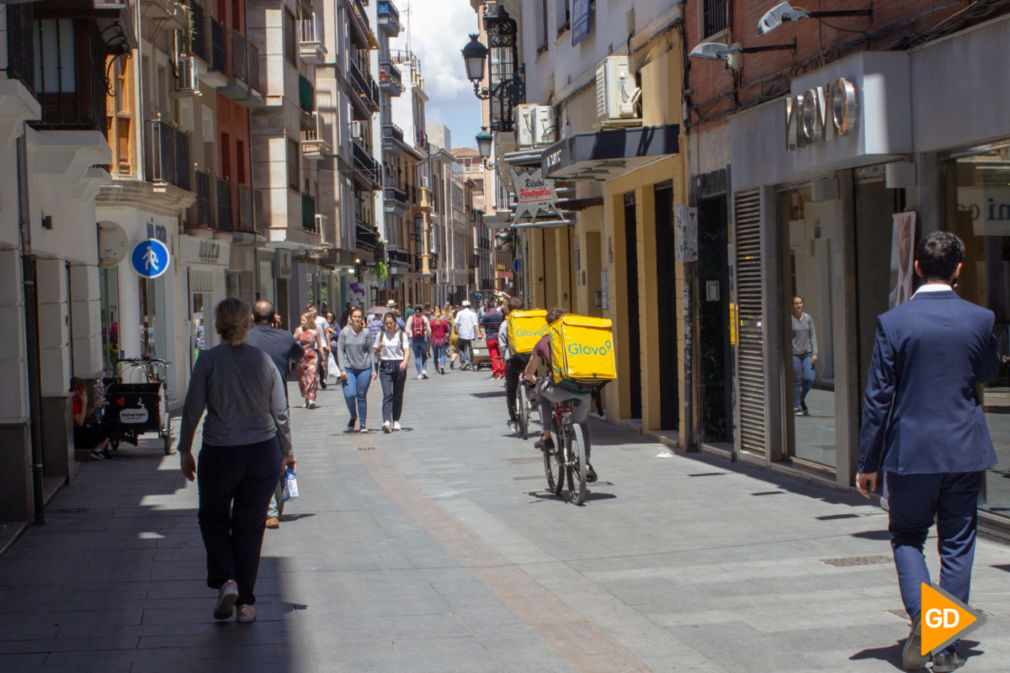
514, 326, 547, 339
567, 339, 613, 357
920, 583, 985, 656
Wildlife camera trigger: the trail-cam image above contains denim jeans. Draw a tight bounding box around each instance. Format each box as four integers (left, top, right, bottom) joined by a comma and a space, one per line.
341, 367, 371, 424
431, 344, 446, 370
197, 437, 282, 606
378, 361, 407, 422
792, 353, 815, 409
410, 337, 428, 375
458, 339, 472, 368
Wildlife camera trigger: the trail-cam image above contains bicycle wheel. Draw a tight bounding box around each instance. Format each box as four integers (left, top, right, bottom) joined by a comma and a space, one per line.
543, 428, 564, 496
518, 384, 530, 440
566, 423, 587, 505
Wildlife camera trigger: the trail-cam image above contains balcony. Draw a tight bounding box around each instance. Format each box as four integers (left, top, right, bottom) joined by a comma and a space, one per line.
141, 0, 186, 30
382, 123, 405, 155
383, 181, 408, 209
351, 140, 380, 190
347, 60, 379, 114
6, 4, 35, 97
298, 75, 314, 114
218, 31, 263, 106
216, 177, 233, 231
189, 2, 209, 62
388, 249, 412, 265
145, 119, 191, 191
298, 13, 326, 64
33, 22, 107, 135
237, 184, 254, 232
210, 19, 226, 76
347, 0, 375, 49
419, 186, 432, 210
301, 112, 331, 160
355, 222, 378, 251
378, 60, 402, 96
302, 193, 316, 232
189, 170, 213, 228
377, 0, 401, 36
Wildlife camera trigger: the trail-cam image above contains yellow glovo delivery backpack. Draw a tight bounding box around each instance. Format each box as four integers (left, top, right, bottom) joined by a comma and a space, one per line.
549, 315, 617, 390
506, 309, 549, 356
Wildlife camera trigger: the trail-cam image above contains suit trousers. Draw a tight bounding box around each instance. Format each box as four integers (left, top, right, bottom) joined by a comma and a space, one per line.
198, 437, 283, 606
886, 471, 982, 619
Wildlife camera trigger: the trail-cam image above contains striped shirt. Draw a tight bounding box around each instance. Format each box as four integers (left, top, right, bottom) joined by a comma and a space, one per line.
481, 308, 505, 341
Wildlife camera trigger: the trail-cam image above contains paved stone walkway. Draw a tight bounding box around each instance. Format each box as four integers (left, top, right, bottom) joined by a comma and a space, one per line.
2, 368, 1010, 672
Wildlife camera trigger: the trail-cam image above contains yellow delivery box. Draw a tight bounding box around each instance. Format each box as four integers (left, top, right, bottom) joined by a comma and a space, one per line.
506, 309, 549, 356
549, 315, 617, 387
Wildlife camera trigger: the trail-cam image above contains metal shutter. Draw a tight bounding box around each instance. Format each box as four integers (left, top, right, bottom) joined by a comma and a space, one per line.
734, 190, 766, 455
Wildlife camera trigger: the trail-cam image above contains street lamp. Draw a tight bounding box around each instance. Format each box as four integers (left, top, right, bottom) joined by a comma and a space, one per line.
475, 127, 493, 169
689, 39, 797, 71
460, 5, 525, 132
758, 1, 872, 36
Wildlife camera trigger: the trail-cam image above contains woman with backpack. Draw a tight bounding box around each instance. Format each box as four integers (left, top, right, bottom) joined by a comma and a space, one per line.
373, 311, 410, 432
407, 304, 431, 379
429, 306, 451, 375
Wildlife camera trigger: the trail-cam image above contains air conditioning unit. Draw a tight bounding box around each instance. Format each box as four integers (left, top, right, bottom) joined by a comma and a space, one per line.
350, 120, 364, 141
513, 105, 536, 148
596, 55, 641, 124
175, 55, 199, 96
533, 105, 556, 146
513, 104, 556, 149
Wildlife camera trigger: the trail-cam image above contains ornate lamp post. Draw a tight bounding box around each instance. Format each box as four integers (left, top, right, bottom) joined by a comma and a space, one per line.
460, 5, 525, 132
475, 127, 493, 169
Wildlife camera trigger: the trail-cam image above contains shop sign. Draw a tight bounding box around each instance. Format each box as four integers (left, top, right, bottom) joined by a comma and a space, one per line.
785, 78, 858, 151
959, 187, 1010, 236
511, 168, 558, 219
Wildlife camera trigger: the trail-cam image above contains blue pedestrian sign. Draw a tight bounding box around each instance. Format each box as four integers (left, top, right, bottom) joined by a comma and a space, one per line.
513, 258, 520, 273
131, 239, 170, 279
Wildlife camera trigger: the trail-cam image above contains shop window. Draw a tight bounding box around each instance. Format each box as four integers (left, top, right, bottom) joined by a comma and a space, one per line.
99, 267, 120, 376
944, 141, 1010, 512
780, 185, 837, 469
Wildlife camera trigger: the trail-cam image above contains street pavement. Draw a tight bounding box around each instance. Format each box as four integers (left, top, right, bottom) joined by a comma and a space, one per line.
2, 366, 1010, 673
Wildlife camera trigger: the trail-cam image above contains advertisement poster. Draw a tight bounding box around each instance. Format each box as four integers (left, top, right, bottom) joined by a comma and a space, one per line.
889, 211, 917, 309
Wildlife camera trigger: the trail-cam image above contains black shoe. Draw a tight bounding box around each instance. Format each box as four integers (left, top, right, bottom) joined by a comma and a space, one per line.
931, 649, 966, 673
320, 380, 327, 390
345, 419, 357, 433
586, 464, 597, 483
534, 437, 554, 452
901, 619, 927, 672
801, 403, 810, 416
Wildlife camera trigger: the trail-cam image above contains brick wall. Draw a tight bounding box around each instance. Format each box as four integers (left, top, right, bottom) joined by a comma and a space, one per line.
682, 0, 987, 132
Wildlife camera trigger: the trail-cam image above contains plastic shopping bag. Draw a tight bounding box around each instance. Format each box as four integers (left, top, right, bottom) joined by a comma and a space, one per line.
282, 468, 299, 501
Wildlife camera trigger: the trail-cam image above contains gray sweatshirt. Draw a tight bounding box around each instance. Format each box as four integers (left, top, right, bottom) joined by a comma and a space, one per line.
178, 344, 292, 456
337, 325, 374, 371
791, 312, 818, 357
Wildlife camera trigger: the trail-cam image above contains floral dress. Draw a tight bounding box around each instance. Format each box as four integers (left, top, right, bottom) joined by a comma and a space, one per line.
296, 328, 320, 402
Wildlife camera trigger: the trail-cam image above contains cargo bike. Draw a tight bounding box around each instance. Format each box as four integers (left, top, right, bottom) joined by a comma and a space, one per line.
103, 358, 173, 455
504, 310, 550, 441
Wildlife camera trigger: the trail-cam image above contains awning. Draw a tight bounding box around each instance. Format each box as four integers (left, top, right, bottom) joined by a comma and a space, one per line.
541, 124, 680, 180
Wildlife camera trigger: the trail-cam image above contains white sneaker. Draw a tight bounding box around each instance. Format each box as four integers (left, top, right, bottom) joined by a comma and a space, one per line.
422, 370, 428, 379
382, 421, 391, 433
417, 374, 423, 380
393, 421, 402, 431
359, 425, 368, 433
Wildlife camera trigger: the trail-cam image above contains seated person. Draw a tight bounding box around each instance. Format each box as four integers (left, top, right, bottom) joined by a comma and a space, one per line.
522, 308, 597, 483
70, 377, 120, 461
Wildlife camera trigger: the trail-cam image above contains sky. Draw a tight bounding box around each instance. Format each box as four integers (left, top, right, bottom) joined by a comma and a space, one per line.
390, 0, 482, 150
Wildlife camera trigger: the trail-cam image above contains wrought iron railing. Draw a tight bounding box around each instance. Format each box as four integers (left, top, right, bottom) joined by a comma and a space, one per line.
210, 18, 225, 73
6, 4, 34, 94
216, 177, 233, 230
348, 59, 379, 109
378, 59, 401, 91
247, 40, 260, 91
232, 30, 248, 83
192, 170, 213, 227
189, 1, 208, 61
355, 222, 378, 251
238, 184, 254, 231
382, 123, 403, 143
145, 119, 191, 190
352, 140, 380, 185
384, 183, 407, 204
35, 20, 107, 135
702, 0, 728, 37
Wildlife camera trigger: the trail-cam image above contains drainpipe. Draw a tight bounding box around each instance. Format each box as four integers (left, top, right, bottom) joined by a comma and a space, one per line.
17, 128, 44, 525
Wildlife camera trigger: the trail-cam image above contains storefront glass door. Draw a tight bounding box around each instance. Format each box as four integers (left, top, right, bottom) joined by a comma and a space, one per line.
99, 267, 120, 375
780, 185, 838, 468
945, 141, 1010, 514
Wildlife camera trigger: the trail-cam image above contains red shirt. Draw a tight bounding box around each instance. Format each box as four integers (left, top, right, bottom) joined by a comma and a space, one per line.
71, 390, 85, 426
429, 318, 450, 345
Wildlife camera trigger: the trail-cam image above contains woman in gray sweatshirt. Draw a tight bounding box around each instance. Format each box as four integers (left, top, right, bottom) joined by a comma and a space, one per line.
337, 307, 376, 432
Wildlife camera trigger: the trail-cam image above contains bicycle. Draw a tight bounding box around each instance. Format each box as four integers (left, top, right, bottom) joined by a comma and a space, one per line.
542, 396, 588, 505
516, 374, 540, 441
105, 358, 173, 455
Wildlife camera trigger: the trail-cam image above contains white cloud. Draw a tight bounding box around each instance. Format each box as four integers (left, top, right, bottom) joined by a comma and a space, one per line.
392, 0, 478, 100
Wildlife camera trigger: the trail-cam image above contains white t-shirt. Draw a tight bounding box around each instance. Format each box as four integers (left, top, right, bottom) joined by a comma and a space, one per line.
373, 329, 409, 361
314, 315, 330, 346
455, 308, 479, 340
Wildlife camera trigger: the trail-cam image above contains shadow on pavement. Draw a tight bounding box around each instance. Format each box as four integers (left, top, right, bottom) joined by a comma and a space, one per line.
0, 445, 301, 673
848, 641, 904, 670
470, 390, 507, 398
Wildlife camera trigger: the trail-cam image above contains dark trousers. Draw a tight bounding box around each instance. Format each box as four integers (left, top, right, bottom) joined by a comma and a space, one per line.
505, 357, 524, 422
379, 361, 407, 423
198, 437, 282, 606
887, 471, 982, 619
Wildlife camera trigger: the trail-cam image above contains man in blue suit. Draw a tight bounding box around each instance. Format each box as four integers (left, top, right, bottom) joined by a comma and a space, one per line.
857, 231, 999, 673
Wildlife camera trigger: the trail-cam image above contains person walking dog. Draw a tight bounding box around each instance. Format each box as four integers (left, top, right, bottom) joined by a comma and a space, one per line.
857, 231, 1000, 673
178, 298, 296, 624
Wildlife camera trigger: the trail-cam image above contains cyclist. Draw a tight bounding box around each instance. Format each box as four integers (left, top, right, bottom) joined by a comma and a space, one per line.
522, 308, 597, 483
498, 295, 525, 431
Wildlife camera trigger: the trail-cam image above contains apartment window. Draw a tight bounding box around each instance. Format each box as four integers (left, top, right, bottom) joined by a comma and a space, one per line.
34, 19, 75, 93
284, 9, 296, 65
702, 0, 728, 38
221, 131, 231, 180
287, 138, 299, 190
537, 0, 548, 53
236, 139, 246, 183
555, 0, 569, 35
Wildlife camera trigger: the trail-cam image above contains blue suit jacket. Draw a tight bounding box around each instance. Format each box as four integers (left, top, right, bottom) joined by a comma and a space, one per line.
858, 290, 1000, 475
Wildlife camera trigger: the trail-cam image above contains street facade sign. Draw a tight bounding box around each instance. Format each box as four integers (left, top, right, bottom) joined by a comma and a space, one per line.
511, 167, 558, 219
131, 238, 171, 279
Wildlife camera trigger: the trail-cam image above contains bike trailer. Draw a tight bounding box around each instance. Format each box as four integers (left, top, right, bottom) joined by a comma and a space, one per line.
549, 315, 617, 387
506, 309, 549, 355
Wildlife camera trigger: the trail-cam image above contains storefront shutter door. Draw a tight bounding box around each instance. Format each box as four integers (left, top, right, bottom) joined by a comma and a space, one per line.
734, 189, 765, 455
